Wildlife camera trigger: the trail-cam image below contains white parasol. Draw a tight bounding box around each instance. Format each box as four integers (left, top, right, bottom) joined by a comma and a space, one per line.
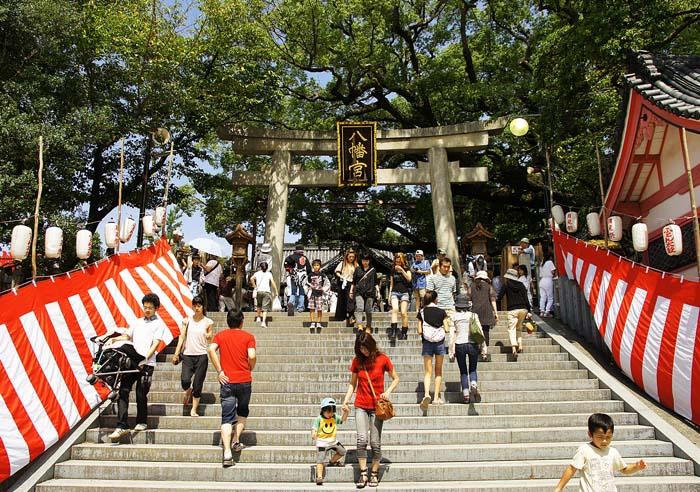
188, 237, 225, 257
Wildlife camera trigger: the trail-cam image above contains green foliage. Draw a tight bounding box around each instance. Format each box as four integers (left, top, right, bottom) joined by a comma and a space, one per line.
2, 0, 699, 258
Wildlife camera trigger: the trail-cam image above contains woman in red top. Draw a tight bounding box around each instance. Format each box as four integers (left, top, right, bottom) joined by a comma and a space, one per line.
341, 333, 400, 488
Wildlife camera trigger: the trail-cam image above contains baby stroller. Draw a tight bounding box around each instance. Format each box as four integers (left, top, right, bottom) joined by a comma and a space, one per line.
86, 333, 145, 400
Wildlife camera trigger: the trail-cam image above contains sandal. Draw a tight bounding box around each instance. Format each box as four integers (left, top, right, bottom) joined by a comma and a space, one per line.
369, 471, 379, 487
356, 469, 368, 489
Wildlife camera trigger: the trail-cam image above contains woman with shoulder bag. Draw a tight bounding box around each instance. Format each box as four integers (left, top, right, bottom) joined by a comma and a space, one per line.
172, 296, 214, 416
450, 293, 486, 403
335, 249, 358, 326
416, 290, 448, 411
467, 270, 498, 361
341, 333, 400, 488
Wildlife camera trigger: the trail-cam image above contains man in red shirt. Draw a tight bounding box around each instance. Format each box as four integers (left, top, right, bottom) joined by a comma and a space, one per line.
208, 309, 256, 467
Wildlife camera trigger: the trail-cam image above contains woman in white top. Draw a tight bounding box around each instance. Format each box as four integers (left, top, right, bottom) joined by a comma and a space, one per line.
449, 293, 485, 404
172, 296, 214, 416
334, 249, 358, 325
539, 254, 557, 317
252, 262, 276, 328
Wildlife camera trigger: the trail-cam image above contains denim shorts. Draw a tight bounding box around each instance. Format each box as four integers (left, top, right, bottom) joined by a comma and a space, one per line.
422, 339, 446, 357
220, 382, 252, 425
390, 291, 410, 302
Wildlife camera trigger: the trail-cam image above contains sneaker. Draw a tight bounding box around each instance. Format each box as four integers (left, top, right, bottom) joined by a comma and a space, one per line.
133, 423, 147, 432
419, 395, 431, 412
255, 316, 261, 323
108, 428, 129, 442
462, 391, 470, 404
470, 383, 481, 403
434, 397, 444, 405
232, 441, 244, 453
261, 322, 267, 328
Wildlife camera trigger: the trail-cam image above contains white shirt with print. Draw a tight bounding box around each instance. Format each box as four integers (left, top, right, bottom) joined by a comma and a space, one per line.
571, 442, 627, 492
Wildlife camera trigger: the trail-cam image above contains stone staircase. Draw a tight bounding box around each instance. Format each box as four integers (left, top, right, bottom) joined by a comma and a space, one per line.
36, 312, 700, 491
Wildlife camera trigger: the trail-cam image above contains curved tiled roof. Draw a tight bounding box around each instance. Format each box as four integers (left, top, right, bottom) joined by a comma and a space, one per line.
625, 51, 700, 119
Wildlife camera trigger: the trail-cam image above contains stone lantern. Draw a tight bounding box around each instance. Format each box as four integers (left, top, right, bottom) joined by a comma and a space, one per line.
461, 222, 495, 257
226, 224, 254, 310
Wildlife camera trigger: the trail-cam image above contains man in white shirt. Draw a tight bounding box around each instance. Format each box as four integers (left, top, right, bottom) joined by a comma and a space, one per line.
106, 293, 167, 441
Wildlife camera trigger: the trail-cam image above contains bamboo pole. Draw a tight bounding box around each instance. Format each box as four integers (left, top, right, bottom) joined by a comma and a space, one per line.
545, 145, 554, 218
162, 141, 174, 238
679, 128, 700, 278
595, 141, 609, 249
116, 138, 125, 253
31, 136, 44, 281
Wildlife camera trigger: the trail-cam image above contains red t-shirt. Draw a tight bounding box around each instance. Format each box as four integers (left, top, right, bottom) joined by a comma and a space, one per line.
212, 329, 256, 383
350, 353, 394, 410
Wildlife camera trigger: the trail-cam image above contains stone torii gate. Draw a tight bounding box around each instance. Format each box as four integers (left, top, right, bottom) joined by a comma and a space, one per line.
217, 119, 506, 284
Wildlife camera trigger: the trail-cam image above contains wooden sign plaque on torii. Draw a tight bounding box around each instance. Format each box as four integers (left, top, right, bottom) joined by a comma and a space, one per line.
217, 119, 507, 285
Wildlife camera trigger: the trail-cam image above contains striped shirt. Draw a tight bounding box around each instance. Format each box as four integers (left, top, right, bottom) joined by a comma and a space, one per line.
427, 273, 456, 309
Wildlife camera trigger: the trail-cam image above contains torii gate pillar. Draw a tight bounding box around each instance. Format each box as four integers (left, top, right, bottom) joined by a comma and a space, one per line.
264, 150, 291, 290
429, 146, 460, 274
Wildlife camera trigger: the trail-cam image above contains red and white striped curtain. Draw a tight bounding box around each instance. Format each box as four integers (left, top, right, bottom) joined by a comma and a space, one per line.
0, 238, 192, 483
554, 230, 700, 425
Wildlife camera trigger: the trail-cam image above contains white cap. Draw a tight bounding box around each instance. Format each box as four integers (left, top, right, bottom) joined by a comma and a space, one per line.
173, 228, 183, 237
520, 237, 530, 244
415, 250, 424, 255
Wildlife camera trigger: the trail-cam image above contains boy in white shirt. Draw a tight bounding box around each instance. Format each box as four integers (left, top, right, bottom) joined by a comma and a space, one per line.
252, 262, 276, 328
555, 413, 646, 492
106, 293, 167, 441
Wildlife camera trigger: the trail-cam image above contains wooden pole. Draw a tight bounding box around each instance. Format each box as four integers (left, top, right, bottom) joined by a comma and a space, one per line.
31, 136, 44, 281
679, 128, 700, 278
116, 138, 125, 253
595, 141, 609, 249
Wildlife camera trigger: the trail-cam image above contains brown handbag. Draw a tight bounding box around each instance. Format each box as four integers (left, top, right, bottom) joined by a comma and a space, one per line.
364, 368, 394, 421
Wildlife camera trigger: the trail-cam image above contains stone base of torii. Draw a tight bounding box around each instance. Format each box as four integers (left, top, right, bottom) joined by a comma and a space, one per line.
217, 119, 507, 285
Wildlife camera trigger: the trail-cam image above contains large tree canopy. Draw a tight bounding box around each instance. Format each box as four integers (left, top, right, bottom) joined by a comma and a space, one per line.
1, 0, 699, 262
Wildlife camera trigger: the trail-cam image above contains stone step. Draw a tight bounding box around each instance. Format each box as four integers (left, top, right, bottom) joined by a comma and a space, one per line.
147, 378, 599, 394
97, 412, 639, 431
249, 334, 550, 343
157, 352, 571, 364
62, 440, 674, 465
113, 399, 625, 417
133, 388, 611, 405
86, 425, 656, 447
151, 369, 591, 382
165, 345, 562, 356
241, 361, 580, 372
55, 457, 692, 483
36, 476, 700, 491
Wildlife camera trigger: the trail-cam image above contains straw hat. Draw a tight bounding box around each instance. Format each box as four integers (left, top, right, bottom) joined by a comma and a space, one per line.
260, 243, 272, 253
504, 268, 519, 281
475, 270, 490, 282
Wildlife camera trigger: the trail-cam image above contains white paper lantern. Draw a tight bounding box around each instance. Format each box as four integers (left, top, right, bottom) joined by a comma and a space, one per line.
76, 229, 93, 259
11, 225, 32, 260
551, 205, 565, 225
44, 227, 63, 259
632, 223, 648, 252
586, 212, 601, 237
607, 216, 623, 242
154, 206, 166, 227
662, 223, 683, 256
565, 212, 578, 233
509, 118, 529, 137
105, 221, 118, 248
142, 215, 155, 237
119, 217, 136, 243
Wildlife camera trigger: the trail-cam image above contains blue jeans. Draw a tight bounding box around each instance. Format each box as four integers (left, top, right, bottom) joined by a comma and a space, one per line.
289, 283, 305, 312
455, 343, 479, 392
